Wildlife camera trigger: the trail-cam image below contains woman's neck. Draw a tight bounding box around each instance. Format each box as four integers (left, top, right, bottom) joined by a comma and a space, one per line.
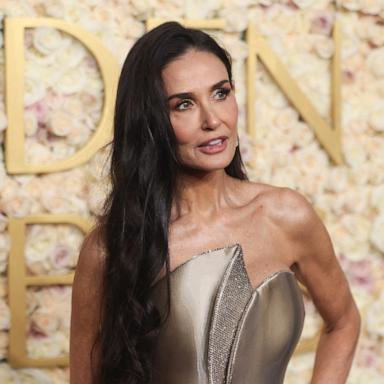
172, 169, 236, 221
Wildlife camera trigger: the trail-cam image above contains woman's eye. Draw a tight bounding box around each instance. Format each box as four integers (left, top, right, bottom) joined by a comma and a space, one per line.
175, 100, 192, 111
214, 88, 231, 100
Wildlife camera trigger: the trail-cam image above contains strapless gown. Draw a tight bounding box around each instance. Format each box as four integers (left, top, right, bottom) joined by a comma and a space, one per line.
150, 243, 305, 384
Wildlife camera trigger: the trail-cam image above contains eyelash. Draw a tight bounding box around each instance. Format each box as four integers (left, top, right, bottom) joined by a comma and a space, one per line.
175, 87, 231, 111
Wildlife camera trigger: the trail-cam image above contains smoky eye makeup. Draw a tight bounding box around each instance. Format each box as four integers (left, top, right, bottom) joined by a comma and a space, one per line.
171, 83, 232, 111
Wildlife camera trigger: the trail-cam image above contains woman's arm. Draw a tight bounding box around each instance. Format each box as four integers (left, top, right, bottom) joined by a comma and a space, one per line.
274, 188, 361, 383
70, 228, 105, 384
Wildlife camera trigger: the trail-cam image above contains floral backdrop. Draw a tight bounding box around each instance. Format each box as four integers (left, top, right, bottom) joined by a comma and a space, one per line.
0, 0, 383, 382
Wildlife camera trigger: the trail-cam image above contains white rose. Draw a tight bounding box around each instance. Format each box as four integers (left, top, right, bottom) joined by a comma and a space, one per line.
41, 190, 88, 214
24, 109, 38, 136
361, 0, 382, 15
26, 47, 57, 67
49, 141, 76, 161
25, 139, 52, 164
120, 17, 144, 39
66, 121, 92, 147
0, 299, 10, 330
0, 332, 9, 361
343, 136, 368, 168
54, 40, 86, 69
221, 36, 248, 61
87, 147, 111, 180
291, 0, 316, 8
219, 6, 248, 32
370, 214, 384, 253
369, 108, 384, 132
324, 166, 349, 192
49, 243, 77, 271
366, 292, 384, 337
184, 0, 220, 19
40, 65, 65, 88
88, 182, 107, 215
27, 332, 65, 358
366, 47, 384, 78
341, 214, 371, 243
30, 309, 60, 335
2, 1, 35, 16
285, 352, 315, 383
82, 68, 103, 98
313, 36, 334, 59
33, 27, 66, 55
56, 225, 84, 252
24, 76, 46, 106
339, 0, 361, 11
48, 110, 73, 137
129, 0, 151, 19
371, 185, 384, 212
310, 10, 334, 36
55, 67, 87, 94
0, 178, 34, 217
0, 109, 7, 131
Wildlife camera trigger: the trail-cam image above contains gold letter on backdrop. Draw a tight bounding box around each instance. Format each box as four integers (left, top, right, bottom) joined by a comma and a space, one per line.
8, 215, 92, 367
4, 17, 120, 174
246, 22, 343, 165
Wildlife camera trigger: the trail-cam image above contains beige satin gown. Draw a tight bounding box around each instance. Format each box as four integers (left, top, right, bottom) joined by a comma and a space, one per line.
150, 243, 305, 384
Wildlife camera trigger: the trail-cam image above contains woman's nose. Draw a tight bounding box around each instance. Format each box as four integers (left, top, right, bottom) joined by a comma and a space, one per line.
201, 105, 220, 130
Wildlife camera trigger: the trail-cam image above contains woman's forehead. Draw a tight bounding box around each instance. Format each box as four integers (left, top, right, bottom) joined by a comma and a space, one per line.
162, 50, 228, 95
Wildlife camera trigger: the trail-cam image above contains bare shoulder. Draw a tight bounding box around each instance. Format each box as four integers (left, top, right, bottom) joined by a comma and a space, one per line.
245, 182, 323, 265
254, 185, 360, 331
76, 225, 107, 276
254, 185, 316, 235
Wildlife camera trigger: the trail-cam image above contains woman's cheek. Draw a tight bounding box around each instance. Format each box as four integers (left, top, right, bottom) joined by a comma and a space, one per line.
170, 113, 198, 144
226, 98, 238, 129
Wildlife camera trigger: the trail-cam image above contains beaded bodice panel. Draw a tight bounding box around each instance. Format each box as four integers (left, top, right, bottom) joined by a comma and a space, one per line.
150, 243, 305, 384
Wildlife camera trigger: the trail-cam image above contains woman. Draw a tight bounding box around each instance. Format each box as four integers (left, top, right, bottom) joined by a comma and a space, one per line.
70, 22, 360, 384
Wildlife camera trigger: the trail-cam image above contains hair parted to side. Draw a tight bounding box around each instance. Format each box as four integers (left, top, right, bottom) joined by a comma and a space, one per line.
94, 21, 248, 383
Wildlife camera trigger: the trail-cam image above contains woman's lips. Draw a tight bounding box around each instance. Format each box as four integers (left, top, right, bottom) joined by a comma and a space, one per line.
197, 137, 228, 154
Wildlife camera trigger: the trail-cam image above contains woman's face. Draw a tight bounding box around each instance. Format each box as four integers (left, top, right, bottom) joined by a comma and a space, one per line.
162, 49, 238, 172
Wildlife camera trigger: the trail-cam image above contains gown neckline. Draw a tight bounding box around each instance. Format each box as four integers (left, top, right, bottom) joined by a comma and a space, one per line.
155, 243, 295, 292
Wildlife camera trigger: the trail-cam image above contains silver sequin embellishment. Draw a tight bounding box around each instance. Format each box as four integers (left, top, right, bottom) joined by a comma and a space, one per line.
207, 244, 252, 384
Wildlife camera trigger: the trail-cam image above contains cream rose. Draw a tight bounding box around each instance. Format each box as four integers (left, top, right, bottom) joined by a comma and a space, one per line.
30, 309, 60, 335
54, 40, 86, 69
371, 185, 384, 211
55, 67, 87, 94
24, 109, 38, 136
291, 0, 317, 8
0, 333, 9, 361
33, 27, 65, 55
24, 76, 46, 106
369, 108, 384, 132
47, 109, 74, 137
313, 36, 334, 59
366, 47, 384, 78
25, 139, 52, 164
0, 299, 10, 331
0, 109, 7, 132
370, 214, 384, 253
0, 178, 34, 217
339, 0, 361, 11
49, 243, 77, 271
366, 292, 384, 337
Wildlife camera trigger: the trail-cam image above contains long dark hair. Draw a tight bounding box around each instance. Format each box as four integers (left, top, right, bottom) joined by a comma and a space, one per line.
94, 21, 248, 383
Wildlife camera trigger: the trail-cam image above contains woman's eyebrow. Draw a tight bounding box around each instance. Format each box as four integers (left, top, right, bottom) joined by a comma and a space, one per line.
167, 79, 230, 101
